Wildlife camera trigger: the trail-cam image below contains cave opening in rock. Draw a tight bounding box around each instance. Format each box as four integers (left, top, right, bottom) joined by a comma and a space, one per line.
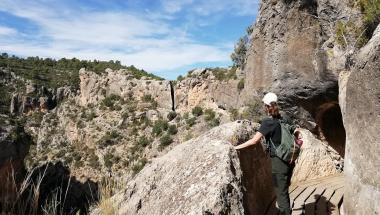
315, 102, 346, 157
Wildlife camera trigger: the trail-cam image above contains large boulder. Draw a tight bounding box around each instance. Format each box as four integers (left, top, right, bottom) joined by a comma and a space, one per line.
291, 128, 342, 183
341, 25, 380, 214
92, 121, 274, 215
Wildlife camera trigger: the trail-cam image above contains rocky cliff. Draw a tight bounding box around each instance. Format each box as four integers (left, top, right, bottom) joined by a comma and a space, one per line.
240, 1, 362, 154
340, 25, 380, 214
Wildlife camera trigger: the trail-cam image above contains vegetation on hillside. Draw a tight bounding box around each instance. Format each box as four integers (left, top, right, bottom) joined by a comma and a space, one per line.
230, 26, 253, 69
337, 0, 380, 48
0, 53, 163, 91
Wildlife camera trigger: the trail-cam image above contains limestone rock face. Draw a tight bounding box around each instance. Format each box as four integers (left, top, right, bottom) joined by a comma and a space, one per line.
94, 121, 274, 215
9, 85, 71, 115
243, 0, 361, 122
175, 75, 243, 113
341, 25, 380, 214
79, 69, 172, 110
291, 129, 342, 183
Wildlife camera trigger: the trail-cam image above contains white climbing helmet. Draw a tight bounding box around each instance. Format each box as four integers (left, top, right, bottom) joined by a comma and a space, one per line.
262, 92, 278, 105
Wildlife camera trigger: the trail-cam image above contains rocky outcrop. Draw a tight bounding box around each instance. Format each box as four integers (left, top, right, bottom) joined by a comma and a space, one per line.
10, 86, 71, 115
79, 68, 172, 110
92, 121, 275, 215
341, 25, 380, 214
291, 128, 342, 183
243, 0, 360, 125
175, 68, 251, 113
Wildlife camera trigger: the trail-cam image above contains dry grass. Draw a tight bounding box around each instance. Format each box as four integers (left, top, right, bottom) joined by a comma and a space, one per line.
95, 177, 125, 215
0, 164, 47, 215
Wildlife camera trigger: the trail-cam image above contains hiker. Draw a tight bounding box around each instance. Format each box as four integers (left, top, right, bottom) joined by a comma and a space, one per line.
234, 92, 301, 215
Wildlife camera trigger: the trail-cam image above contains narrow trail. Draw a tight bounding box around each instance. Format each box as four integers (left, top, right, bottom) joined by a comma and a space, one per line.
265, 174, 345, 215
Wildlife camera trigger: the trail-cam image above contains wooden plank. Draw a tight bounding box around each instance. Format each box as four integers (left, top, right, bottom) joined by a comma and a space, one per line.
289, 185, 299, 194
269, 174, 345, 215
290, 186, 308, 208
304, 187, 326, 215
315, 185, 344, 215
328, 187, 344, 215
303, 180, 343, 215
292, 186, 317, 214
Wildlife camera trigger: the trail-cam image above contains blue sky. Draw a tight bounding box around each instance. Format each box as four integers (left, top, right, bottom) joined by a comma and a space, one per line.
0, 0, 259, 79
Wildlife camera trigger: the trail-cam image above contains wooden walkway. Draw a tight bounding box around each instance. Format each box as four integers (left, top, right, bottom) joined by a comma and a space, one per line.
265, 174, 344, 215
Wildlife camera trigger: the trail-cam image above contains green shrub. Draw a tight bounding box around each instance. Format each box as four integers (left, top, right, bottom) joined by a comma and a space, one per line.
101, 94, 122, 109
85, 111, 97, 121
137, 135, 151, 147
152, 119, 169, 136
229, 108, 240, 121
131, 158, 148, 175
159, 134, 173, 147
192, 106, 203, 117
237, 79, 245, 91
30, 111, 45, 127
231, 37, 248, 68
104, 152, 114, 169
88, 153, 100, 169
168, 124, 178, 135
76, 120, 85, 129
142, 94, 153, 102
167, 111, 177, 121
204, 109, 216, 121
150, 100, 158, 109
177, 75, 184, 81
186, 117, 196, 128
184, 132, 193, 141
183, 112, 189, 120
98, 130, 120, 148
336, 0, 380, 48
208, 118, 220, 127
127, 104, 137, 112
357, 0, 380, 45
121, 111, 129, 119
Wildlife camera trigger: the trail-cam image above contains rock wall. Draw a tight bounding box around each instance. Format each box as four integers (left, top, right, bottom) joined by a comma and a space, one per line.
341, 25, 380, 214
243, 0, 360, 124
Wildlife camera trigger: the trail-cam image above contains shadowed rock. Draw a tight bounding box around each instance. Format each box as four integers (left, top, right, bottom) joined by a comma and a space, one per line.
341, 24, 380, 214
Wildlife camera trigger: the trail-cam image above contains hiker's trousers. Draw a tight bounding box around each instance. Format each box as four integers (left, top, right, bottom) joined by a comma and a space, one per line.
272, 172, 292, 215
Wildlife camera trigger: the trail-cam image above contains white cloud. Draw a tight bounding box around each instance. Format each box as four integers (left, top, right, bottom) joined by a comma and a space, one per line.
161, 0, 260, 16
0, 26, 17, 36
161, 0, 194, 13
0, 0, 257, 78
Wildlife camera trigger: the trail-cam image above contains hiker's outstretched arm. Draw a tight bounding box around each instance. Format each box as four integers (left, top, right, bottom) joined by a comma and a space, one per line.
234, 132, 263, 150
